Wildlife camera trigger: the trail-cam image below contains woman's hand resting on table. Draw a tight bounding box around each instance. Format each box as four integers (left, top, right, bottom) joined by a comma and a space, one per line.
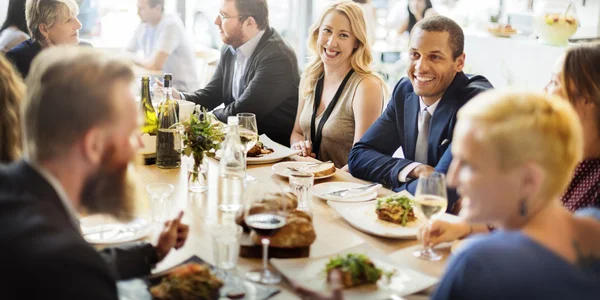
291, 140, 316, 158
155, 211, 190, 262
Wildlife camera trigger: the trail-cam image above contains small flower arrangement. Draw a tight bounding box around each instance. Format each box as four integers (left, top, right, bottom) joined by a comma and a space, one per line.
179, 105, 226, 181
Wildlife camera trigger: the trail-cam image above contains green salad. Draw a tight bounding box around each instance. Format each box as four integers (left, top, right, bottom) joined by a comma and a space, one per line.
324, 253, 383, 286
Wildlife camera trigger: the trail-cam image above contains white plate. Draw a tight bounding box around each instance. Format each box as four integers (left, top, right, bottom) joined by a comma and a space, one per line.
328, 191, 461, 239
80, 215, 152, 245
313, 182, 381, 202
270, 243, 438, 299
271, 161, 336, 180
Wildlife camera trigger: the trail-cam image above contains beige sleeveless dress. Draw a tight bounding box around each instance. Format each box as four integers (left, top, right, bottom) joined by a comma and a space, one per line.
299, 72, 383, 168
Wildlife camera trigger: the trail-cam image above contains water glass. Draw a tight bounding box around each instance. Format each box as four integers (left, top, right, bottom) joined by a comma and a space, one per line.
146, 183, 175, 223
209, 224, 245, 296
289, 172, 314, 215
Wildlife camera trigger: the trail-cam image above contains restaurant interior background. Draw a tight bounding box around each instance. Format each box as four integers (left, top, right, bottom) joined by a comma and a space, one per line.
1, 0, 599, 91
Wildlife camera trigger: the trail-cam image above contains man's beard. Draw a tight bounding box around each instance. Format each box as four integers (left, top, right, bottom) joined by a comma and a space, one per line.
80, 148, 141, 222
224, 24, 246, 49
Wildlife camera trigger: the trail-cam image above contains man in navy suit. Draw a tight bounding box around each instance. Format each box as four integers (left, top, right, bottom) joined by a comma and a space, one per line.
348, 16, 493, 211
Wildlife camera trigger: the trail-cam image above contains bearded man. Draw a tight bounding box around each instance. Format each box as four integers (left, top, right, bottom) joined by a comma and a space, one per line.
0, 46, 188, 299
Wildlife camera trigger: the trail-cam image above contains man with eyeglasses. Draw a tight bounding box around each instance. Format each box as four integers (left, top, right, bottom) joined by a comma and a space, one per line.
161, 0, 300, 147
127, 0, 199, 92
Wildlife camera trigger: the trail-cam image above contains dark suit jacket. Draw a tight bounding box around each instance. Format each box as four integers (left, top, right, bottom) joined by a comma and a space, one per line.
0, 160, 157, 299
182, 27, 300, 146
348, 72, 492, 210
5, 39, 93, 78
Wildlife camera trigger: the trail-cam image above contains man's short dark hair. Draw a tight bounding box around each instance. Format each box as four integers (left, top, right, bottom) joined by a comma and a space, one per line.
411, 15, 464, 60
148, 0, 164, 12
233, 0, 269, 30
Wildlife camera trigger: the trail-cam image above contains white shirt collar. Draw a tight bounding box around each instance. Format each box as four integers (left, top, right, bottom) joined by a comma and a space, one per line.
419, 96, 441, 115
229, 30, 266, 59
26, 160, 81, 231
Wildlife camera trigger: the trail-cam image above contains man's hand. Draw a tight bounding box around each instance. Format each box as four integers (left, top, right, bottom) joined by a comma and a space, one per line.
292, 269, 344, 300
153, 78, 181, 100
155, 211, 189, 262
291, 140, 316, 158
408, 164, 435, 179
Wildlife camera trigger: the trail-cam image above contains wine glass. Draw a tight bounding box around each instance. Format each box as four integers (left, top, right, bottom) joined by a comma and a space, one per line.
237, 113, 258, 183
412, 172, 448, 261
243, 180, 288, 284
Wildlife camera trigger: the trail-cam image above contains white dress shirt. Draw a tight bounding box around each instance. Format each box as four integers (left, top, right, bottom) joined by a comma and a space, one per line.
397, 97, 441, 182
231, 30, 265, 100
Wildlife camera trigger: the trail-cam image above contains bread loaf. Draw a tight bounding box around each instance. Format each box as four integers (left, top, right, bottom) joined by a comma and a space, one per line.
251, 209, 316, 248
305, 162, 336, 177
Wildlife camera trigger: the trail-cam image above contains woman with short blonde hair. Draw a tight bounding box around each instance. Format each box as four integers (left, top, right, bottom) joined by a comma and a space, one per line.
290, 0, 387, 170
5, 0, 83, 77
0, 55, 26, 163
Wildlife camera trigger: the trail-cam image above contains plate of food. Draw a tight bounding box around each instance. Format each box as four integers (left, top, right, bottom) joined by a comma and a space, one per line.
271, 161, 337, 180
139, 256, 280, 300
270, 243, 438, 299
217, 134, 300, 165
487, 23, 518, 38
328, 191, 460, 239
313, 182, 381, 202
80, 215, 152, 245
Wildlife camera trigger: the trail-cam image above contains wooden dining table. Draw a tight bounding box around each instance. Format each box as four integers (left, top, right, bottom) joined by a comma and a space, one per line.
125, 154, 453, 299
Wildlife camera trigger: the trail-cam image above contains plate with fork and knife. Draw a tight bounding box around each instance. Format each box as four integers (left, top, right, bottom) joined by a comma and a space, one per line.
80, 214, 152, 245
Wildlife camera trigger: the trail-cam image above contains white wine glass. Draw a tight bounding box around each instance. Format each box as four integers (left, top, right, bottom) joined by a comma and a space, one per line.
412, 172, 448, 261
237, 113, 258, 183
243, 180, 288, 284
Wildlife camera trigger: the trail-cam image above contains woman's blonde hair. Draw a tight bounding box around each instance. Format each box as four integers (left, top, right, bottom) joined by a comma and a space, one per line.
25, 0, 79, 42
0, 55, 26, 163
456, 90, 583, 201
302, 0, 386, 98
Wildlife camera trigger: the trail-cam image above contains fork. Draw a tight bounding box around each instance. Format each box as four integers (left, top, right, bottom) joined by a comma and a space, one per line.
287, 160, 332, 172
323, 182, 379, 197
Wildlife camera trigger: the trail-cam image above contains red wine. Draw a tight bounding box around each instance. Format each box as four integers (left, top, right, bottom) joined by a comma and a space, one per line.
245, 214, 286, 237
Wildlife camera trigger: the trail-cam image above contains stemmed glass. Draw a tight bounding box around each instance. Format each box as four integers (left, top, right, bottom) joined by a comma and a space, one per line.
412, 172, 448, 261
237, 113, 258, 183
243, 180, 288, 284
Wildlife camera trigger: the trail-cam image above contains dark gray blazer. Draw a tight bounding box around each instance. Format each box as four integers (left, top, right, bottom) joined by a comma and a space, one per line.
182, 27, 300, 146
0, 160, 158, 299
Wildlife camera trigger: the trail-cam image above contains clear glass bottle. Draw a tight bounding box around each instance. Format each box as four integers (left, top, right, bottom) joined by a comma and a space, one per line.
140, 76, 158, 135
156, 73, 181, 169
218, 116, 246, 213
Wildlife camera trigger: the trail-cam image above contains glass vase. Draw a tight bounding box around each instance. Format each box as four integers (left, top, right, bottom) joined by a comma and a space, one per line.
188, 154, 209, 193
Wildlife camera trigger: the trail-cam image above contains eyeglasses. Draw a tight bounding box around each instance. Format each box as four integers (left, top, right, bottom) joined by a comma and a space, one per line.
218, 12, 249, 21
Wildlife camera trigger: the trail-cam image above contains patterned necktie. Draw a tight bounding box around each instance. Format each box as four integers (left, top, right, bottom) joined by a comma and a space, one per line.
415, 108, 431, 164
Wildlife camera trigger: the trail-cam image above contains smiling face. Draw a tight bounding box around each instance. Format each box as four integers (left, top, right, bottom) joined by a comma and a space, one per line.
316, 11, 357, 70
446, 121, 522, 226
42, 10, 81, 46
407, 28, 464, 104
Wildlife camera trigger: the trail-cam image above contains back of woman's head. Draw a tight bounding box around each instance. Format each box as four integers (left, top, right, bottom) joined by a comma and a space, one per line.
303, 0, 384, 98
561, 42, 600, 117
0, 55, 26, 163
457, 90, 583, 201
1, 0, 28, 34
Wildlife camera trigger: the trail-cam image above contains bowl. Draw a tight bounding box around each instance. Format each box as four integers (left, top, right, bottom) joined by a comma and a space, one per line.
533, 13, 578, 46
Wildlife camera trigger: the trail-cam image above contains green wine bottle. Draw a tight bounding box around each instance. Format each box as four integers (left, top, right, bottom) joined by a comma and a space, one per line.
156, 73, 181, 169
140, 76, 158, 135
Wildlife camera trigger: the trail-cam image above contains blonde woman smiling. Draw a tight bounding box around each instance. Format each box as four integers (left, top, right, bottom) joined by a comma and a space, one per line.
290, 1, 386, 170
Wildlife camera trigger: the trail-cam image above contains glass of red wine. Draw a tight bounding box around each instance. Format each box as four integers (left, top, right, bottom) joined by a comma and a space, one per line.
243, 180, 288, 284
